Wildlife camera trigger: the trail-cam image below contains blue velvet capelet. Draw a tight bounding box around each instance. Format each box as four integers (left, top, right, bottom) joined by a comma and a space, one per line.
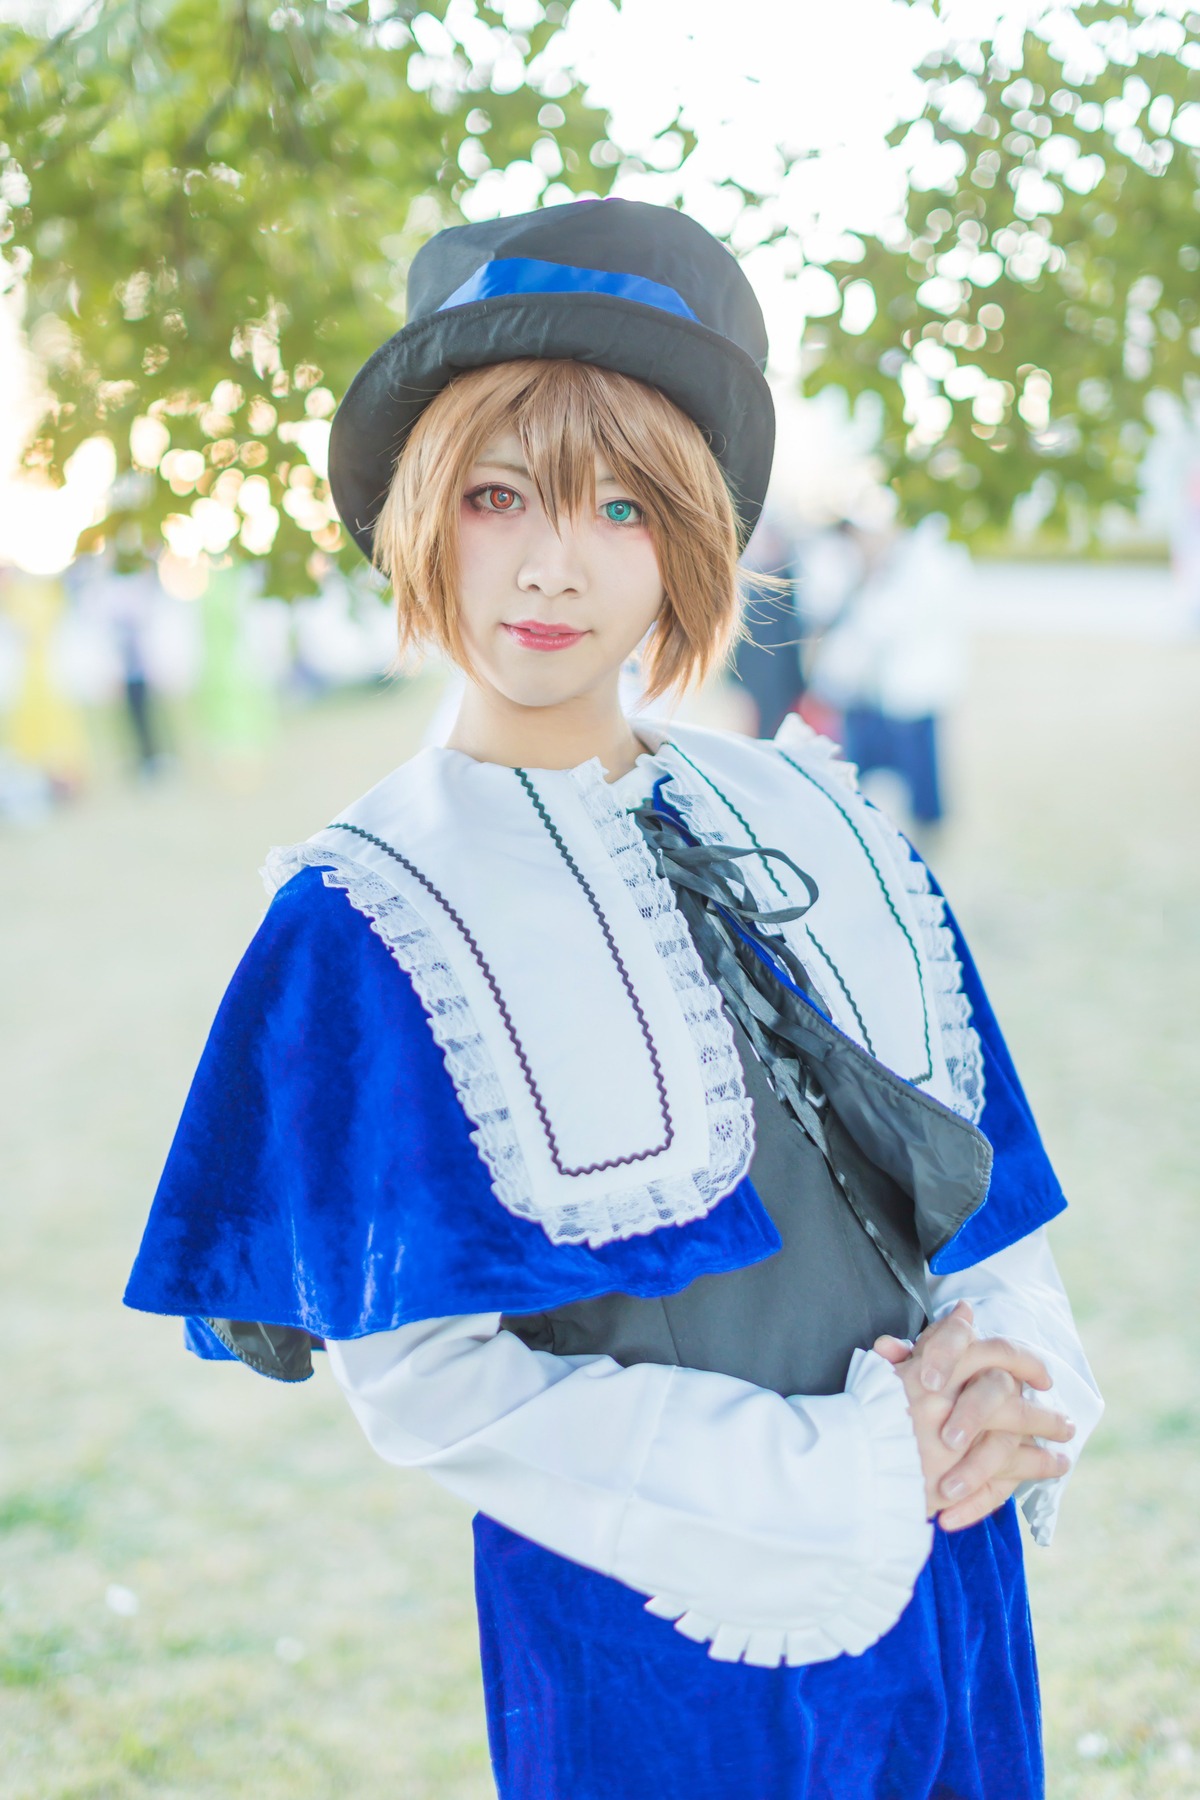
124, 858, 1066, 1371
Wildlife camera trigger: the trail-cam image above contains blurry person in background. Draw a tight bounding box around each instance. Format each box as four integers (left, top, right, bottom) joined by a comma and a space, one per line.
795, 517, 869, 638
196, 561, 278, 781
72, 555, 170, 778
730, 512, 804, 736
806, 517, 970, 842
791, 517, 869, 742
109, 568, 166, 776
1, 565, 90, 801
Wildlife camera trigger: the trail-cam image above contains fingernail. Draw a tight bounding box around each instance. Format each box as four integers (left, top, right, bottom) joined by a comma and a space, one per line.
922, 1368, 944, 1392
943, 1426, 965, 1448
944, 1477, 966, 1499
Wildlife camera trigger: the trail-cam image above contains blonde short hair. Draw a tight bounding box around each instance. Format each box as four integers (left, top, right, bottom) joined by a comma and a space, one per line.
372, 358, 743, 701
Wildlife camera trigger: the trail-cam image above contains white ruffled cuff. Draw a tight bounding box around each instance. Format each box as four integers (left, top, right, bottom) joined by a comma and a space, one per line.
1014, 1358, 1104, 1547
832, 1346, 935, 1654
1016, 1472, 1062, 1547
644, 1349, 932, 1669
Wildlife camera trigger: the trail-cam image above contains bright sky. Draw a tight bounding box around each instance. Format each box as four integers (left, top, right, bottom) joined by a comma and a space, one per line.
447, 0, 1055, 369
461, 0, 1193, 367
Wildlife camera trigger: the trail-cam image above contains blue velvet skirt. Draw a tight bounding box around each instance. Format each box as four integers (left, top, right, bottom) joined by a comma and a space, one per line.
474, 1502, 1041, 1800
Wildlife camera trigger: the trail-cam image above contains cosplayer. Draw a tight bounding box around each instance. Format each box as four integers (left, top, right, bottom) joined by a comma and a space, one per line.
126, 199, 1103, 1799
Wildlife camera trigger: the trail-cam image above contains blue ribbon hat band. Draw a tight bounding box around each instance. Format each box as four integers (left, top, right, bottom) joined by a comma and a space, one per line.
437, 256, 698, 322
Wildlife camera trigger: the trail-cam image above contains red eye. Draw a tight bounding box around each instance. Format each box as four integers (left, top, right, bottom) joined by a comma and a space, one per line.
466, 482, 524, 515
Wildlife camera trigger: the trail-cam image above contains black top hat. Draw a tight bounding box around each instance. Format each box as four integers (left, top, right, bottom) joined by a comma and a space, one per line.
329, 198, 774, 560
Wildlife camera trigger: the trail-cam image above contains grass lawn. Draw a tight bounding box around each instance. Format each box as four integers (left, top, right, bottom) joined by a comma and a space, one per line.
2, 635, 1197, 1797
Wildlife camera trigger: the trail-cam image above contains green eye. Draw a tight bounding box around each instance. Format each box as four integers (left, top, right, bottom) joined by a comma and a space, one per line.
603, 499, 640, 524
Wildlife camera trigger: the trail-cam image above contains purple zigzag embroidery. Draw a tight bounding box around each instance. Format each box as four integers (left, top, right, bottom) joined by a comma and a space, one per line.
329, 806, 675, 1177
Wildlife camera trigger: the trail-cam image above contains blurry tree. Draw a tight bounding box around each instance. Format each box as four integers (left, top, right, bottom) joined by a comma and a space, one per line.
805, 3, 1200, 545
0, 0, 619, 592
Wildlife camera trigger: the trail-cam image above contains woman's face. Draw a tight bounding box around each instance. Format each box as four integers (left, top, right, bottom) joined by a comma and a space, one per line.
455, 429, 664, 711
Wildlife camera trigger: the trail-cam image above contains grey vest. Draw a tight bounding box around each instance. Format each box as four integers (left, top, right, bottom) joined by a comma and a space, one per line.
503, 1019, 929, 1396
501, 813, 991, 1399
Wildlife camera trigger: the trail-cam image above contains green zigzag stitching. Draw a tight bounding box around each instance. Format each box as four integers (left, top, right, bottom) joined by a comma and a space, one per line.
667, 743, 876, 1058
777, 749, 933, 1086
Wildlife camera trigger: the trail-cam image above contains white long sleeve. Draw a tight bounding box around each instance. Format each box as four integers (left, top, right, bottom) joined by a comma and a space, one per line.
926, 1225, 1104, 1545
326, 1320, 932, 1668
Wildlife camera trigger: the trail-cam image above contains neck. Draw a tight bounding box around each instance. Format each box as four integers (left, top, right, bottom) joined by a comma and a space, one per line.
445, 678, 646, 781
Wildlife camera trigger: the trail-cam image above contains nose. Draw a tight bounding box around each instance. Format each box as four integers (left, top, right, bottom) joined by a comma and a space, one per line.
516, 511, 588, 601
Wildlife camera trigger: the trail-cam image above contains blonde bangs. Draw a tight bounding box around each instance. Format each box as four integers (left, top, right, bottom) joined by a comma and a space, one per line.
372, 359, 743, 699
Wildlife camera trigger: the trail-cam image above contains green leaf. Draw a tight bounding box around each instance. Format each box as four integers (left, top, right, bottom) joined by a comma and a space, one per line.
1, 0, 614, 595
802, 6, 1200, 546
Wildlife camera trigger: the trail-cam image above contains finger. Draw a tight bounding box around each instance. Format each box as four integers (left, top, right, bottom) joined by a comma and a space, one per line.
936, 1477, 1010, 1532
956, 1335, 1053, 1393
873, 1335, 914, 1364
939, 1366, 1020, 1450
940, 1430, 1022, 1503
938, 1447, 1071, 1533
1009, 1439, 1074, 1486
915, 1303, 976, 1393
1016, 1399, 1076, 1444
937, 1479, 1015, 1533
943, 1384, 1077, 1451
940, 1434, 1069, 1508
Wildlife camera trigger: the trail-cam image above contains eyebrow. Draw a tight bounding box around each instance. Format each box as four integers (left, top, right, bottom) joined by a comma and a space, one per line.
472, 456, 531, 478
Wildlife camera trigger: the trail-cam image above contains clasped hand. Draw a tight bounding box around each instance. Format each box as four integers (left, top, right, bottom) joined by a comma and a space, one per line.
873, 1302, 1075, 1532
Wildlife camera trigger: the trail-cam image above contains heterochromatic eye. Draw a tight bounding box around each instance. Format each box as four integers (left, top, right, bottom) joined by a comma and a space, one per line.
602, 499, 642, 525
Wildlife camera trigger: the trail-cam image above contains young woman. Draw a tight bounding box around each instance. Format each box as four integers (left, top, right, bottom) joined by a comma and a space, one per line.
126, 198, 1103, 1800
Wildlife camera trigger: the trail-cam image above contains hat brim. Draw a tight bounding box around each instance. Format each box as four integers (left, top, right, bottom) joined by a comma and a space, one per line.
328, 291, 775, 561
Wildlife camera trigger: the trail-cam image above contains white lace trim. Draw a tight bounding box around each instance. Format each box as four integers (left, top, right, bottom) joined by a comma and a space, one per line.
264, 840, 532, 1221
655, 766, 785, 914
644, 1349, 932, 1668
773, 718, 986, 1124
264, 812, 754, 1250
571, 762, 755, 1224
884, 831, 986, 1124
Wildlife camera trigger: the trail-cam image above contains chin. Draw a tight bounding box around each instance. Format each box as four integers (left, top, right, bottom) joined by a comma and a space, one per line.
498, 675, 597, 712
481, 651, 610, 713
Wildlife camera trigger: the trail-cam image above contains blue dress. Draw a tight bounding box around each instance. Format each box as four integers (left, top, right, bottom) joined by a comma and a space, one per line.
475, 1503, 1040, 1800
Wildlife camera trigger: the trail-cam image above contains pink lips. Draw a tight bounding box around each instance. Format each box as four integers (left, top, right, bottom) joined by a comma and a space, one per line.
503, 619, 588, 652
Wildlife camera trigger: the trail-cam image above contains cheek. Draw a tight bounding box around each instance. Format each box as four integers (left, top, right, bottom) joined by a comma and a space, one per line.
456, 511, 514, 615
456, 506, 491, 578
609, 532, 665, 623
